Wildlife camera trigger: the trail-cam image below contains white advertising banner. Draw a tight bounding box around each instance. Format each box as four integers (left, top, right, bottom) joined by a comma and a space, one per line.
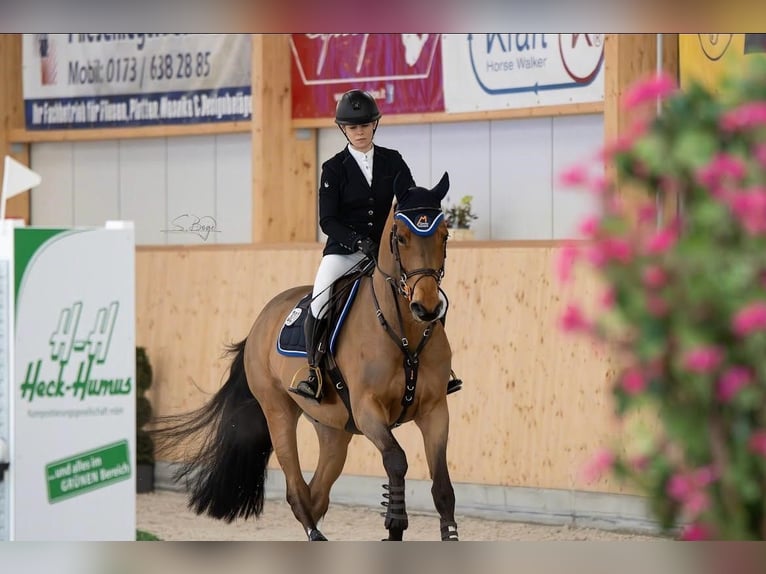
442, 33, 605, 112
22, 33, 251, 129
0, 223, 135, 540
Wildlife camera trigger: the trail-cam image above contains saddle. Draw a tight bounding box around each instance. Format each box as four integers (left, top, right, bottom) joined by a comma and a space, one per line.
276, 275, 362, 359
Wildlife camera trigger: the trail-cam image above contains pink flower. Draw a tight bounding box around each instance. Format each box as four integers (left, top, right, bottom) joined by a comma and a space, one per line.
628, 454, 649, 472
646, 295, 669, 317
559, 163, 590, 187
682, 345, 724, 374
600, 120, 649, 159
586, 237, 633, 267
605, 237, 633, 263
728, 188, 766, 234
716, 366, 752, 402
555, 243, 580, 284
642, 265, 668, 289
645, 227, 678, 254
755, 144, 766, 167
621, 367, 646, 395
637, 203, 657, 225
748, 430, 766, 457
720, 102, 766, 131
695, 153, 747, 191
681, 522, 714, 541
559, 303, 591, 332
622, 73, 678, 109
667, 466, 716, 519
589, 174, 608, 195
582, 448, 615, 484
585, 244, 609, 268
599, 287, 616, 309
732, 301, 766, 336
577, 215, 600, 238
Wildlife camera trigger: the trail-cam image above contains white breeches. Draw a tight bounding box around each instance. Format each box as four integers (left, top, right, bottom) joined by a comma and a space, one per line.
310, 252, 366, 318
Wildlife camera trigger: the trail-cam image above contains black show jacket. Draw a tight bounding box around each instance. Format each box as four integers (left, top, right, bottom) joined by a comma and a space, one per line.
318, 145, 415, 256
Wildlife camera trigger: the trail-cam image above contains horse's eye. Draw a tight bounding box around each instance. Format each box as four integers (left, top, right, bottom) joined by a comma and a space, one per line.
397, 234, 406, 245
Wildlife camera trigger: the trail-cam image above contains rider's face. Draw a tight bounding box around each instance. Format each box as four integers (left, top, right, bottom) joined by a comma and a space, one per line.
343, 123, 375, 153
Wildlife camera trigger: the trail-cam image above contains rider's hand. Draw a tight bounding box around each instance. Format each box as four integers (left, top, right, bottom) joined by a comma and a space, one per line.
355, 237, 378, 258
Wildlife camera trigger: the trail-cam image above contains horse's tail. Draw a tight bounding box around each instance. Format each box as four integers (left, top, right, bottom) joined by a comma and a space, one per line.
151, 338, 273, 523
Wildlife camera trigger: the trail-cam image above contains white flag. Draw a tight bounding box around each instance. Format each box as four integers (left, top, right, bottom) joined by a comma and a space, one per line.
2, 155, 41, 220
2, 155, 41, 200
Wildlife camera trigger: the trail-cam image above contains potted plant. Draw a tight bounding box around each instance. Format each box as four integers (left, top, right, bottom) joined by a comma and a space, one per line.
136, 346, 155, 493
444, 195, 478, 240
559, 62, 766, 540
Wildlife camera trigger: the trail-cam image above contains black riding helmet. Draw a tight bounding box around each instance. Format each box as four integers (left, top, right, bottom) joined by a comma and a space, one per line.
335, 89, 381, 127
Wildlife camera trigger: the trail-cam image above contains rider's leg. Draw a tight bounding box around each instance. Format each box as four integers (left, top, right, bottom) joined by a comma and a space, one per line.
291, 253, 364, 402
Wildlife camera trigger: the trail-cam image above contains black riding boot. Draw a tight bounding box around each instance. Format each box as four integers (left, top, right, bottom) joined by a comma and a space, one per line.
290, 311, 328, 402
440, 315, 463, 395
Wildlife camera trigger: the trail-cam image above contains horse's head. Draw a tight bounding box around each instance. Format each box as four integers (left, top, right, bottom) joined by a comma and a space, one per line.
386, 171, 451, 323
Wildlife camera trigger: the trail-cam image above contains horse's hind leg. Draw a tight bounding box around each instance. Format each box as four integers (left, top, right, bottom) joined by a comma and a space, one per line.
308, 422, 352, 523
415, 400, 459, 541
355, 402, 409, 541
262, 396, 327, 541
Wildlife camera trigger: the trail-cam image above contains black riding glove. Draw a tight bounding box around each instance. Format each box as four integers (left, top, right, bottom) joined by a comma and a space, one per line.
355, 237, 378, 258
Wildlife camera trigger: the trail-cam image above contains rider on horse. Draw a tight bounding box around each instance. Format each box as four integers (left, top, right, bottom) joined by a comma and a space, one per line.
291, 89, 463, 402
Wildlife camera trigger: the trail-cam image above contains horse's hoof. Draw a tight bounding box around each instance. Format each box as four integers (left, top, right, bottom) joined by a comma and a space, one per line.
308, 529, 328, 541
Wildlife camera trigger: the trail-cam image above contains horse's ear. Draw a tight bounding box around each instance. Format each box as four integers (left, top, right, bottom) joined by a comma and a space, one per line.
432, 171, 450, 200
394, 172, 411, 204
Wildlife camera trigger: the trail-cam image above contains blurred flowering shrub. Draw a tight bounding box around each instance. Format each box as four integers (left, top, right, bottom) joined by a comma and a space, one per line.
559, 61, 766, 540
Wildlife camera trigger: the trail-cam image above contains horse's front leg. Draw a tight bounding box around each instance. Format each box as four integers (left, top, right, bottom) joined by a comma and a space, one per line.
355, 398, 409, 541
414, 399, 459, 541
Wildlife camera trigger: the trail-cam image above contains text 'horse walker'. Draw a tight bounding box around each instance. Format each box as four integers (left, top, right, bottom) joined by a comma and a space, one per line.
153, 172, 459, 541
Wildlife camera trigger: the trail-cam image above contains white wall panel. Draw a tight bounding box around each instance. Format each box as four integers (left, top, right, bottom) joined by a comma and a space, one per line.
431, 121, 490, 239
490, 118, 553, 240
552, 114, 603, 239
215, 133, 252, 244
30, 142, 74, 227
28, 115, 603, 244
119, 139, 167, 246
374, 124, 432, 188
165, 137, 217, 246
317, 127, 348, 167
72, 141, 119, 227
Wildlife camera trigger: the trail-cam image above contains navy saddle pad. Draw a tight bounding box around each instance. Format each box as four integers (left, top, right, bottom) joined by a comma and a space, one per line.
276, 279, 361, 357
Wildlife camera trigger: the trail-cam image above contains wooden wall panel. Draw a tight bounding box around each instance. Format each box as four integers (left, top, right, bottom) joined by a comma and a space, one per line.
0, 34, 30, 223
251, 34, 316, 243
137, 244, 629, 495
604, 34, 680, 219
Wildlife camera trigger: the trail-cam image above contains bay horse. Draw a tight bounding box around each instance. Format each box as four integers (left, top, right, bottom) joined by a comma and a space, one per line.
152, 172, 459, 541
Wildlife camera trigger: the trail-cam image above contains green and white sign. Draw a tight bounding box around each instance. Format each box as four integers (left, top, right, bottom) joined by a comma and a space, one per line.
0, 221, 135, 541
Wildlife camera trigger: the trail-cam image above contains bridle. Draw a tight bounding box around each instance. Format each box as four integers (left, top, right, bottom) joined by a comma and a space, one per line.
384, 207, 447, 301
